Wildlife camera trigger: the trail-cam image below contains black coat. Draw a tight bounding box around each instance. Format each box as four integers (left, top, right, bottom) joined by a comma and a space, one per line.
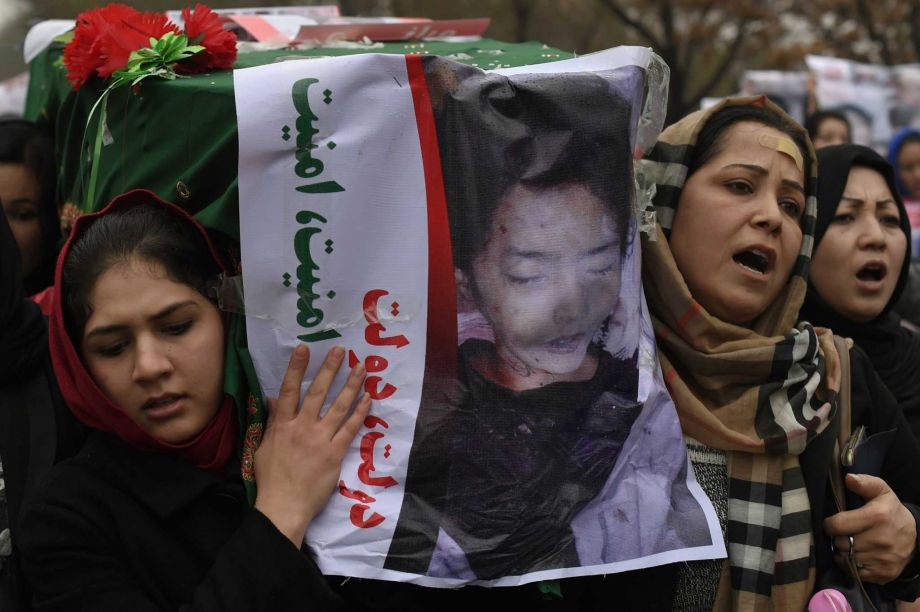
17, 431, 343, 612
17, 429, 677, 612
801, 345, 920, 601
0, 204, 87, 612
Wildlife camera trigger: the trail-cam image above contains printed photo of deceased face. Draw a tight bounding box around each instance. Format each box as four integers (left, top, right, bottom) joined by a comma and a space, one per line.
385, 59, 659, 582
457, 180, 627, 388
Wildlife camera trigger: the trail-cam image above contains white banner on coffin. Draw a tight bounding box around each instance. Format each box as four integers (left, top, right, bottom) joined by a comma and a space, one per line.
235, 53, 428, 570
235, 49, 725, 587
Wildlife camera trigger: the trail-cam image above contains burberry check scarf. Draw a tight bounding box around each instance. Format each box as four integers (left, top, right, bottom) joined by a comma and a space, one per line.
637, 96, 841, 611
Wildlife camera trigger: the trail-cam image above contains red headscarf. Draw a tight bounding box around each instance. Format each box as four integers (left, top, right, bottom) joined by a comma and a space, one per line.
48, 189, 237, 472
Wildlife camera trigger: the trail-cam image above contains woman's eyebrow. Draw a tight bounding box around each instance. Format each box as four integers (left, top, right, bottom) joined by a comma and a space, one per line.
85, 300, 199, 339
84, 323, 128, 340
781, 179, 805, 195
3, 197, 38, 207
149, 300, 199, 321
839, 195, 866, 207
723, 163, 805, 194
723, 162, 767, 176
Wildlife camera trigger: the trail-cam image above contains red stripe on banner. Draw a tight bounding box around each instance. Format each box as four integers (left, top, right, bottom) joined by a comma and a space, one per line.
405, 55, 457, 378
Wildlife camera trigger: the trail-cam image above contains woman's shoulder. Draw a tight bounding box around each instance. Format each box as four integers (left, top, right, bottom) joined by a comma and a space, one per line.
845, 342, 920, 505
27, 431, 114, 488
848, 343, 876, 377
17, 434, 342, 611
21, 430, 211, 525
18, 433, 136, 534
16, 433, 135, 582
32, 429, 134, 477
847, 343, 903, 431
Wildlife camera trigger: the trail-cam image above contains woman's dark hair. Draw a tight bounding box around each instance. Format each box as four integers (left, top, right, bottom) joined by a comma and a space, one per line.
0, 117, 60, 293
803, 110, 851, 143
63, 203, 221, 338
426, 60, 636, 275
687, 103, 812, 182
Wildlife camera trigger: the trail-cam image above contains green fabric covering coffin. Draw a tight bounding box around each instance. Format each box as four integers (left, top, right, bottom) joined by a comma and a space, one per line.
25, 39, 572, 240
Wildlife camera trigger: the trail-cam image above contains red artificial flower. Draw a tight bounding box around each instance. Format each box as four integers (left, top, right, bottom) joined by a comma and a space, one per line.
63, 3, 139, 89
178, 4, 237, 73
62, 2, 236, 90
94, 9, 179, 79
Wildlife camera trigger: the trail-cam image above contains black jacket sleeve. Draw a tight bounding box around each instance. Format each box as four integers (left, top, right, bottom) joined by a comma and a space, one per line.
849, 346, 920, 601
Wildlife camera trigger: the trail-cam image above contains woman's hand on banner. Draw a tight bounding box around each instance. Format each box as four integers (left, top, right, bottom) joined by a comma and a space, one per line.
254, 344, 371, 547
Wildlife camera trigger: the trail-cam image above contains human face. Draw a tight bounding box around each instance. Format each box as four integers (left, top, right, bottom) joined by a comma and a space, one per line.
459, 183, 621, 388
0, 163, 42, 279
897, 141, 920, 198
810, 166, 907, 322
669, 122, 806, 327
81, 257, 225, 443
813, 117, 850, 149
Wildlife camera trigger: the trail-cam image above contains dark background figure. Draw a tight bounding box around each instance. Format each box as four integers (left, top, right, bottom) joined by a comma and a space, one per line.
0, 117, 60, 296
827, 103, 874, 148
886, 128, 920, 327
0, 203, 86, 612
804, 109, 852, 149
888, 127, 920, 202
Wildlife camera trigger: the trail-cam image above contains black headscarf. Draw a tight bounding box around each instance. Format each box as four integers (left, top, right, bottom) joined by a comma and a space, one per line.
800, 144, 920, 436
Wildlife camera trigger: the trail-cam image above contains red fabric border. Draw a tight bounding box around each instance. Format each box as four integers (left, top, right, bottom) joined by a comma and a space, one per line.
405, 55, 457, 378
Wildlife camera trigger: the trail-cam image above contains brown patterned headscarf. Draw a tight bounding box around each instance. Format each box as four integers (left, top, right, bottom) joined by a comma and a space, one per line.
638, 96, 840, 611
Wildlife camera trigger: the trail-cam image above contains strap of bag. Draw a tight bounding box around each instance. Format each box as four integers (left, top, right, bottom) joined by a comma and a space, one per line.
828, 334, 851, 514
827, 335, 881, 612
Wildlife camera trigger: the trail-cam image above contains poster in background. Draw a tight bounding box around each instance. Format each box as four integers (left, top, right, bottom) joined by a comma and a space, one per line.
807, 55, 897, 149
234, 48, 724, 587
891, 64, 920, 131
739, 70, 810, 123
731, 58, 920, 154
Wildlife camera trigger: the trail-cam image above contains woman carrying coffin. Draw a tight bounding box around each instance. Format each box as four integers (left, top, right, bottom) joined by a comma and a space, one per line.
638, 97, 920, 610
17, 189, 369, 611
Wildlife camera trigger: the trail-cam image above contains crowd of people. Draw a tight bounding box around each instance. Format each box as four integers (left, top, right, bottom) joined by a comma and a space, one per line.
4, 50, 920, 612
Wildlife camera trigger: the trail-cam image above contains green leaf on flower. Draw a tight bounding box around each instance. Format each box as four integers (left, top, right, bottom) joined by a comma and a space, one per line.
109, 32, 205, 91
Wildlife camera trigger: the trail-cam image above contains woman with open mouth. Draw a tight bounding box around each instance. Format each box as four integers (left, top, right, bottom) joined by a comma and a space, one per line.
801, 144, 920, 441
638, 97, 920, 610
